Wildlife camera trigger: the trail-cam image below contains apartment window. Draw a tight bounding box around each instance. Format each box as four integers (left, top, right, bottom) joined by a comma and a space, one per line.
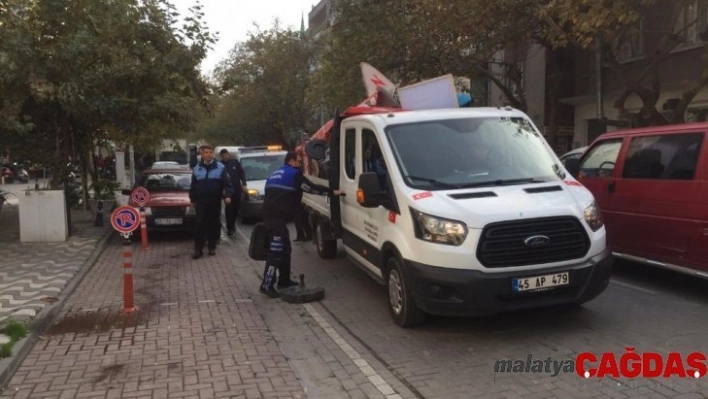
674, 0, 708, 45
617, 20, 644, 61
622, 133, 704, 180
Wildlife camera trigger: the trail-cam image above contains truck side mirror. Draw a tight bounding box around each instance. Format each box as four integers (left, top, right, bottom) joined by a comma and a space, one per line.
357, 172, 387, 208
305, 139, 327, 161
565, 158, 581, 179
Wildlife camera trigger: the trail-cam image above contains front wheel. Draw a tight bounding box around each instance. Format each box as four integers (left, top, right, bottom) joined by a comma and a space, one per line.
315, 219, 337, 259
386, 257, 425, 328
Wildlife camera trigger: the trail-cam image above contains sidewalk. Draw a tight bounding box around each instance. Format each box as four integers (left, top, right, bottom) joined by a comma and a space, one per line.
0, 232, 307, 399
0, 182, 112, 387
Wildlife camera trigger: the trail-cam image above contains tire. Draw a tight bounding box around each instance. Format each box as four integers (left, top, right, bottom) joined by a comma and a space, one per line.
315, 219, 337, 259
386, 257, 425, 328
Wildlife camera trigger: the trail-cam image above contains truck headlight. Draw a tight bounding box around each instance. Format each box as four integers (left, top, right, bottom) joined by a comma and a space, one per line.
410, 208, 468, 246
584, 201, 604, 232
247, 188, 260, 200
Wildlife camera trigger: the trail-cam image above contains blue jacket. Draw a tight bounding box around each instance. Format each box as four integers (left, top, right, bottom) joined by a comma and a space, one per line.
189, 159, 234, 204
262, 164, 330, 220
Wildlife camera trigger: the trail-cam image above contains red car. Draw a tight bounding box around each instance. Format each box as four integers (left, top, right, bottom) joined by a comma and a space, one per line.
122, 167, 196, 235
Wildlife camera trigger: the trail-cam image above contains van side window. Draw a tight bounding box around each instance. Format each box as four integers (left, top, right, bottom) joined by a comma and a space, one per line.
579, 139, 622, 178
362, 129, 388, 191
622, 133, 703, 180
344, 128, 356, 180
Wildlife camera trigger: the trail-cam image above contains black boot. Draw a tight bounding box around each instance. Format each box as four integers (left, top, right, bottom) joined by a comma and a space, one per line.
192, 250, 203, 259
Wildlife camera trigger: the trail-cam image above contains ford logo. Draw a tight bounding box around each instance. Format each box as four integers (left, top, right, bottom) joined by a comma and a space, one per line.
524, 235, 550, 247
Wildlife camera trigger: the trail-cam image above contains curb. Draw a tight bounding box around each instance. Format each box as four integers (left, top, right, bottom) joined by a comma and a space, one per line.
0, 228, 115, 390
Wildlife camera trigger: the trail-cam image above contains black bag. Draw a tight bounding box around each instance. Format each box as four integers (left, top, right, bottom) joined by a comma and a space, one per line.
249, 222, 268, 261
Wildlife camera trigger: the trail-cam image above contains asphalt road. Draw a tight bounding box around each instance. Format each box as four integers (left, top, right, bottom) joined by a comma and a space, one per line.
233, 221, 708, 399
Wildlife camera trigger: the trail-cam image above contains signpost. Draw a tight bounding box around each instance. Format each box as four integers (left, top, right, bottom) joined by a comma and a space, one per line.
131, 187, 150, 250
111, 206, 140, 313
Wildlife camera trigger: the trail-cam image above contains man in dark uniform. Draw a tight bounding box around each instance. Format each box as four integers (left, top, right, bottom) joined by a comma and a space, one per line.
219, 149, 248, 236
260, 151, 343, 298
189, 145, 234, 259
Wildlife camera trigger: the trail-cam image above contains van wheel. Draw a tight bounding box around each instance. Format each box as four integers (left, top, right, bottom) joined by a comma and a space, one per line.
386, 257, 425, 328
315, 220, 337, 259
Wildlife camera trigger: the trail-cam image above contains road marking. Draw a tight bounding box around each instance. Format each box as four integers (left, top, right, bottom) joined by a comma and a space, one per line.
610, 279, 656, 295
160, 302, 178, 306
198, 300, 215, 303
303, 303, 402, 399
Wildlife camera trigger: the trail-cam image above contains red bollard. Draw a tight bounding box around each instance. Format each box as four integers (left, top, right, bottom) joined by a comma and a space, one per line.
121, 238, 138, 313
139, 206, 149, 250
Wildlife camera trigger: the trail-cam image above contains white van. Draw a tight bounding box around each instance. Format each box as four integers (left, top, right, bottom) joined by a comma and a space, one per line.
300, 106, 613, 327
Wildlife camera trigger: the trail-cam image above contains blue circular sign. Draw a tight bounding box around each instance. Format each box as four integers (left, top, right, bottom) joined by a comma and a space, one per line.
111, 206, 140, 233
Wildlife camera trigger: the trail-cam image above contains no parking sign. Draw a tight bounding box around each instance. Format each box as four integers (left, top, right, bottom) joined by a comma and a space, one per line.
111, 206, 140, 236
131, 186, 150, 206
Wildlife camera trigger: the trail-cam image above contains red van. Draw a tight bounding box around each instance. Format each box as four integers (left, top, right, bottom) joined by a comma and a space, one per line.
566, 123, 708, 277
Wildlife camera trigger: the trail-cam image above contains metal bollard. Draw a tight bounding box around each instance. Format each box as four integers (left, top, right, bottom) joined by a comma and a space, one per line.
94, 200, 104, 227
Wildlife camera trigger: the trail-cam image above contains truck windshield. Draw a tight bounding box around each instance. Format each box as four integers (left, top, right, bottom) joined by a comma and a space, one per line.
385, 116, 564, 190
241, 155, 283, 181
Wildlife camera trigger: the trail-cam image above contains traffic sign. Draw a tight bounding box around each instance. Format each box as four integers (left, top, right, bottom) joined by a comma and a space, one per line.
131, 186, 150, 206
111, 206, 140, 234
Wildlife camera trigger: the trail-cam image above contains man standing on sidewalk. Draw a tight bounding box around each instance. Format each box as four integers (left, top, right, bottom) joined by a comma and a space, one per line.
189, 145, 234, 259
259, 151, 343, 298
219, 149, 248, 236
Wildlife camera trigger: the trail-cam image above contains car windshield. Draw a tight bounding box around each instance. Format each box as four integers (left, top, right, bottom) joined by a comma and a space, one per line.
241, 155, 283, 181
138, 172, 191, 191
385, 116, 564, 189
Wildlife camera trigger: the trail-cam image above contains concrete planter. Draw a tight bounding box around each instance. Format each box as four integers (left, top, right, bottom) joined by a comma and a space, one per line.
19, 190, 68, 242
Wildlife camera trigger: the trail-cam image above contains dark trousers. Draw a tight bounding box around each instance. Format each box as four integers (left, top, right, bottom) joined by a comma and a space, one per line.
194, 201, 221, 251
294, 205, 311, 240
224, 194, 241, 231
261, 218, 292, 289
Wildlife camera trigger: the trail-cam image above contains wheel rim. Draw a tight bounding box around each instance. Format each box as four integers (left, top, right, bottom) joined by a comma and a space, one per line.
388, 269, 403, 315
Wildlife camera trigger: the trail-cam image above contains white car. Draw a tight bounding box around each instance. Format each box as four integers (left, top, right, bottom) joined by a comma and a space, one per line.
151, 161, 183, 169
559, 146, 588, 166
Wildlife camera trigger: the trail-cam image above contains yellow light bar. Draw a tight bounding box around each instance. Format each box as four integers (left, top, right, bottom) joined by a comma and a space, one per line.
267, 145, 282, 151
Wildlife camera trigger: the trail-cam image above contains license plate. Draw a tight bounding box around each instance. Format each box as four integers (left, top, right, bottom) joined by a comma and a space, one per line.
512, 272, 569, 292
154, 218, 182, 225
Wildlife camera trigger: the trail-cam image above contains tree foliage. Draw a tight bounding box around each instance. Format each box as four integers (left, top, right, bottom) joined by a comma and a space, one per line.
0, 0, 214, 183
204, 23, 317, 147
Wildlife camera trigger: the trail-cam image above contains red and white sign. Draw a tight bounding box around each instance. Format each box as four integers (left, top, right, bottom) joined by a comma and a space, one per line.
412, 191, 433, 200
131, 186, 150, 206
111, 206, 140, 234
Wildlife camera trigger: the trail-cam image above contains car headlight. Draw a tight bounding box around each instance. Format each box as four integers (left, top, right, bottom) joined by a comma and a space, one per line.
185, 205, 195, 215
584, 201, 604, 232
141, 207, 152, 215
248, 189, 260, 200
410, 208, 468, 246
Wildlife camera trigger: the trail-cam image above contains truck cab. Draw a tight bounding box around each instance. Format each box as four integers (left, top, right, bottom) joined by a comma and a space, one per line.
301, 106, 613, 327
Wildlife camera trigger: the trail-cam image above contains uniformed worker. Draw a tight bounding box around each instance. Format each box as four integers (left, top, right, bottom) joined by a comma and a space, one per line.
189, 145, 235, 259
260, 151, 343, 298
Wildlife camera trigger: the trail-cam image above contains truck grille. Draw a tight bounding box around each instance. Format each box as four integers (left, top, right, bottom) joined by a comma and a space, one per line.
151, 207, 186, 217
477, 217, 590, 268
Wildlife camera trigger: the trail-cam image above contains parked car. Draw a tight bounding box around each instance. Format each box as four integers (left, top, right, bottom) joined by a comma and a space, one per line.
151, 161, 184, 169
234, 145, 287, 223
559, 146, 587, 167
565, 122, 708, 277
122, 168, 196, 235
